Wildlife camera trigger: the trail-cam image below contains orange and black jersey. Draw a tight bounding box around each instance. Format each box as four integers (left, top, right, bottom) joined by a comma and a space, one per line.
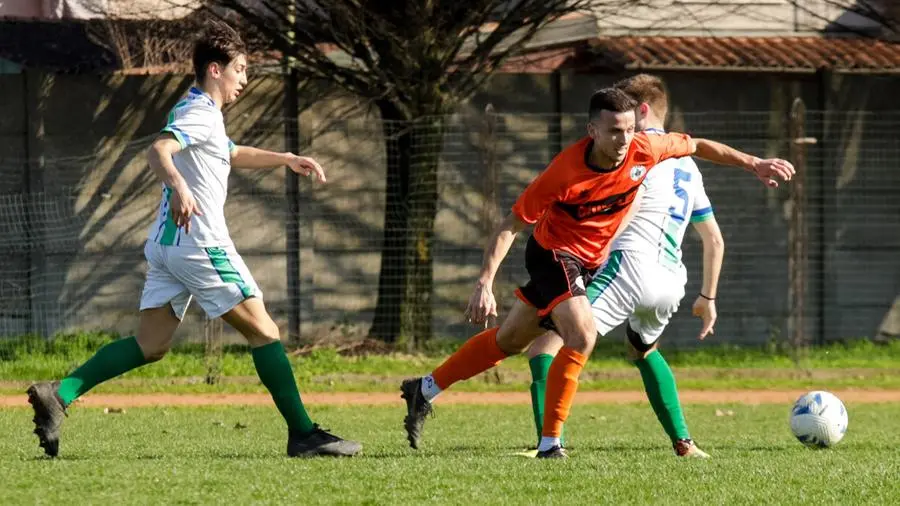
511, 132, 694, 269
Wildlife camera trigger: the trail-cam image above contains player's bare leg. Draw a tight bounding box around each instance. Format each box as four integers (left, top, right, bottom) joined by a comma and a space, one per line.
401, 299, 546, 449
27, 306, 180, 457
527, 332, 564, 358
626, 328, 708, 458
222, 297, 361, 457
135, 306, 183, 360
525, 332, 564, 450
537, 296, 598, 459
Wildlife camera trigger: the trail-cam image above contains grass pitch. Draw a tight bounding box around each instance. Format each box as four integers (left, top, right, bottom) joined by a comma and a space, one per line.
1, 401, 899, 504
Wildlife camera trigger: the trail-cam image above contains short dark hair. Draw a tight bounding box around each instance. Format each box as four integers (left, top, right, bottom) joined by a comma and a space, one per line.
588, 87, 638, 121
614, 74, 669, 121
193, 21, 247, 82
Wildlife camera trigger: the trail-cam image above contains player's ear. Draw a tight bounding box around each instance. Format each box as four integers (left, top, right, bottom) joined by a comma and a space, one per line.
639, 102, 650, 117
208, 62, 222, 79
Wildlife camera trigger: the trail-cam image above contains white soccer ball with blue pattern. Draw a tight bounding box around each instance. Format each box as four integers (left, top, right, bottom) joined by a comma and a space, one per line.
790, 391, 848, 448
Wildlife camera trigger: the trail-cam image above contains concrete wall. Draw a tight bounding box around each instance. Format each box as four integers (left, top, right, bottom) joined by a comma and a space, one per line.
0, 69, 897, 346
593, 0, 876, 36
0, 0, 198, 20
0, 0, 43, 18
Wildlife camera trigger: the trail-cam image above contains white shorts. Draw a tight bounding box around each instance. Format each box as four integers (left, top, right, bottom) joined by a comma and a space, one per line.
139, 241, 262, 320
589, 250, 687, 347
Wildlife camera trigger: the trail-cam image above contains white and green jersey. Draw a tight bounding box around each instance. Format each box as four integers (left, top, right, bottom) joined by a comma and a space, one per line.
610, 128, 714, 268
148, 86, 238, 248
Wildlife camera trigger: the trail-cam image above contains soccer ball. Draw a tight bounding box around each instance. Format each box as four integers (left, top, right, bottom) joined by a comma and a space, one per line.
790, 391, 848, 448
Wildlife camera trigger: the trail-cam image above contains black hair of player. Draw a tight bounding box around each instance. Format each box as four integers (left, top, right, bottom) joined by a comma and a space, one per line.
193, 21, 247, 82
588, 88, 638, 121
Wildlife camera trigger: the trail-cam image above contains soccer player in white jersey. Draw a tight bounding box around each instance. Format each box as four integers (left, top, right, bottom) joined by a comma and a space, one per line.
26, 22, 361, 458
524, 74, 723, 458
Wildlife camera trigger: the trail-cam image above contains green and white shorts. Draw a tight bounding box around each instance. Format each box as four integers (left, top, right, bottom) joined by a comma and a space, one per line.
588, 250, 687, 346
139, 241, 261, 320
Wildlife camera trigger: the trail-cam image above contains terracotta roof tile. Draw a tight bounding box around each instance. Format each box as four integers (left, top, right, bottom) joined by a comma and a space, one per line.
582, 36, 900, 72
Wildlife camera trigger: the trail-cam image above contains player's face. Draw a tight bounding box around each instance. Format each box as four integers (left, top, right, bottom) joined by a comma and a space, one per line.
207, 54, 248, 104
220, 54, 248, 104
587, 109, 636, 166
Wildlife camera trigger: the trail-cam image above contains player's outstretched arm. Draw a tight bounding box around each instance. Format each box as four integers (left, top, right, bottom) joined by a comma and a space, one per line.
692, 138, 795, 188
464, 213, 530, 325
147, 135, 202, 234
691, 217, 724, 340
230, 145, 326, 183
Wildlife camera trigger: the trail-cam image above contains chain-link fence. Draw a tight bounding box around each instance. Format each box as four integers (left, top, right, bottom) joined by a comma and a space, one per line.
1, 106, 898, 347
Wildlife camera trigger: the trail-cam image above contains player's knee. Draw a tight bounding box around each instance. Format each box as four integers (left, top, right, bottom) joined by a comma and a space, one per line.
495, 302, 544, 355
626, 343, 648, 361
245, 319, 280, 347
496, 326, 527, 356
136, 333, 173, 362
560, 326, 597, 354
140, 343, 171, 363
527, 331, 564, 359
626, 326, 656, 361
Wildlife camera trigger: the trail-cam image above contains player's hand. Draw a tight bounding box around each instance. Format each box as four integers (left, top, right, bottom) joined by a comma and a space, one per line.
170, 185, 203, 234
692, 296, 717, 340
751, 158, 795, 188
286, 154, 327, 183
464, 280, 498, 327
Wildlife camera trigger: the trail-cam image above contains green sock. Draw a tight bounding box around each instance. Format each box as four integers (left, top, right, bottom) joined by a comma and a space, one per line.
529, 354, 553, 445
57, 336, 148, 406
634, 350, 690, 442
529, 354, 565, 447
252, 341, 315, 434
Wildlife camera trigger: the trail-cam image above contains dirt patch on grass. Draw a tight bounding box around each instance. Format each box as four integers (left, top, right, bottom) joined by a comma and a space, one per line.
2, 389, 900, 408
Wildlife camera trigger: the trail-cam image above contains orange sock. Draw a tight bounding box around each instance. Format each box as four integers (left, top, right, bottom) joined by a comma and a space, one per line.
431, 327, 507, 390
542, 347, 588, 438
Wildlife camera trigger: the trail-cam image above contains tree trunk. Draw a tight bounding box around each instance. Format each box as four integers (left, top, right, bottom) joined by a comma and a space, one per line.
403, 118, 442, 346
369, 101, 443, 346
369, 104, 410, 343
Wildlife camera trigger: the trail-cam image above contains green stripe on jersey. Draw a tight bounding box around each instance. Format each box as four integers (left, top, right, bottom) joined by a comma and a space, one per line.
205, 247, 255, 299
661, 220, 681, 265
166, 99, 188, 126
690, 210, 714, 223
586, 250, 624, 303
159, 187, 178, 246
160, 126, 188, 149
162, 100, 191, 147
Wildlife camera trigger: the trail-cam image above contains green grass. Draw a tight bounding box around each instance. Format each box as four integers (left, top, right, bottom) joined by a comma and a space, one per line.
2, 333, 900, 394
1, 402, 899, 504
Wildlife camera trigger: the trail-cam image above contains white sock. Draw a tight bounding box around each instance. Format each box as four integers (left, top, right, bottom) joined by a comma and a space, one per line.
538, 436, 561, 452
420, 374, 442, 402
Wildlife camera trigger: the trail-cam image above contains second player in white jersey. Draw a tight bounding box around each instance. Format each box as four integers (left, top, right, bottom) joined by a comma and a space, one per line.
140, 85, 258, 320
587, 128, 719, 347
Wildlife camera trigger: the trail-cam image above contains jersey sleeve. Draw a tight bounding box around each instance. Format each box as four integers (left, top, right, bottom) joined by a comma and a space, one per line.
161, 103, 215, 149
511, 158, 568, 224
647, 132, 694, 165
690, 169, 714, 223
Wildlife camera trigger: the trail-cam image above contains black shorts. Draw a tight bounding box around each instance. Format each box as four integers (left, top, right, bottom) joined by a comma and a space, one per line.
514, 235, 596, 318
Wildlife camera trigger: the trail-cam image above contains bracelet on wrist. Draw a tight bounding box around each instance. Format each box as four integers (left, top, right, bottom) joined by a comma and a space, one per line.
699, 293, 715, 301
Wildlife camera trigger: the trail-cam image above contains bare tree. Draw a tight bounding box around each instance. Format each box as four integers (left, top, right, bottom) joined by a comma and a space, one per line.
81, 0, 202, 71
87, 18, 198, 71
195, 0, 608, 345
